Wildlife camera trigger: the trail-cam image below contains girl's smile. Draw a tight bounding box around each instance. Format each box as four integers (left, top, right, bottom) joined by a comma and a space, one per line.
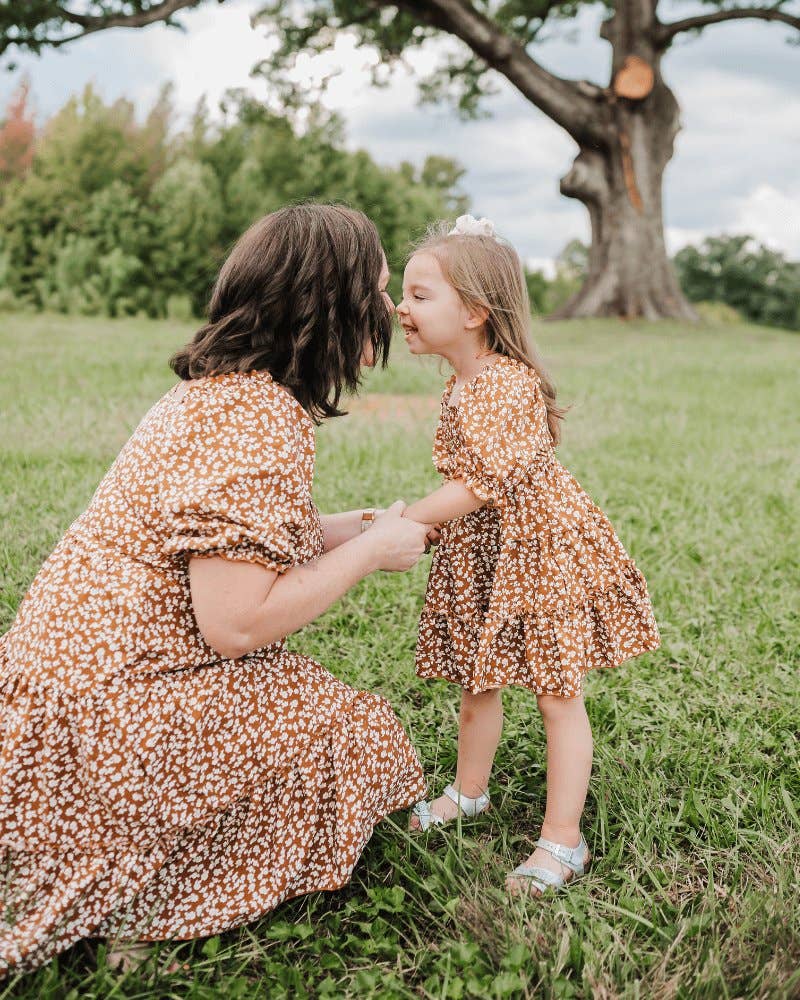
397, 252, 476, 358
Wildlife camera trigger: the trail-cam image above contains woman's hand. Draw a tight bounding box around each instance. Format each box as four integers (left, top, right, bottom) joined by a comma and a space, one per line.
396, 508, 441, 552
367, 500, 429, 571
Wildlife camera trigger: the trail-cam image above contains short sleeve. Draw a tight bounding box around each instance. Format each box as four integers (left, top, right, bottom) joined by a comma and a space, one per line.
160, 377, 312, 572
454, 365, 550, 505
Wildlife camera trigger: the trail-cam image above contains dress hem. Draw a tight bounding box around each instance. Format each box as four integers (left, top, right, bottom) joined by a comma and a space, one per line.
415, 633, 660, 697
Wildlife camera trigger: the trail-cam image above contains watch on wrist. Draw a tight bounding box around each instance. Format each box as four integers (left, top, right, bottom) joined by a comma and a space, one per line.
360, 508, 376, 533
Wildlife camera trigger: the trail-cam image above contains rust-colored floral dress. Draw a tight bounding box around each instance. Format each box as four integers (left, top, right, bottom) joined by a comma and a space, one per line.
415, 357, 660, 696
0, 371, 425, 974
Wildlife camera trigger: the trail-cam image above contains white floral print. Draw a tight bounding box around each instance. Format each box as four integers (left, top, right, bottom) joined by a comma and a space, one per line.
415, 357, 660, 696
0, 370, 425, 973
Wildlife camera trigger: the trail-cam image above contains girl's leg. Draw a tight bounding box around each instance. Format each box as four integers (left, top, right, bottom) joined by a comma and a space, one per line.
455, 687, 503, 797
507, 693, 592, 893
411, 688, 503, 827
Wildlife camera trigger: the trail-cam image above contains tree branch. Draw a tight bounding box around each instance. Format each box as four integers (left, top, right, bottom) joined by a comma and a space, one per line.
395, 0, 611, 145
656, 5, 800, 46
55, 0, 207, 33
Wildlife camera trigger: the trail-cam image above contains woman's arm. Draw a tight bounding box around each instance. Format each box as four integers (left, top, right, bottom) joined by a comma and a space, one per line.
320, 508, 386, 551
189, 501, 428, 660
320, 510, 363, 551
402, 480, 484, 527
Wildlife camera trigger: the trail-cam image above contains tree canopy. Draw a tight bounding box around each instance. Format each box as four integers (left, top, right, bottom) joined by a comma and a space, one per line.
675, 235, 800, 331
4, 2, 798, 119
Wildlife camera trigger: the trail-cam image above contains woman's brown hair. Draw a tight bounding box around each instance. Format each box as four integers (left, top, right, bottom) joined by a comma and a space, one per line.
412, 223, 567, 445
170, 203, 392, 422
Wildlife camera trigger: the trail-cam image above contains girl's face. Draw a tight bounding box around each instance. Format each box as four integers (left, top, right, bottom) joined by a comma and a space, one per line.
361, 251, 393, 368
396, 252, 480, 357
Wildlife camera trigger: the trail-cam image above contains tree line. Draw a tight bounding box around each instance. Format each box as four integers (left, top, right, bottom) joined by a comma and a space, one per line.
0, 81, 467, 319
4, 1, 799, 321
1, 81, 797, 331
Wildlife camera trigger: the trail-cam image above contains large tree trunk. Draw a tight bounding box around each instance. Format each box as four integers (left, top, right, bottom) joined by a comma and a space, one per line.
553, 0, 697, 320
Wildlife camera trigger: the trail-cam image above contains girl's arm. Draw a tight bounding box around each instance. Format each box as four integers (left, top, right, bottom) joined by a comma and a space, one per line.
189, 501, 428, 660
403, 480, 484, 527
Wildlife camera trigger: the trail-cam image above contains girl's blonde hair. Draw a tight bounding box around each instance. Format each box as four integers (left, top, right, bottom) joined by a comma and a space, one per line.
411, 222, 566, 445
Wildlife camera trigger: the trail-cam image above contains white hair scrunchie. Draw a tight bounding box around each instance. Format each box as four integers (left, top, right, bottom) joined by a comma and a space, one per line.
448, 214, 501, 241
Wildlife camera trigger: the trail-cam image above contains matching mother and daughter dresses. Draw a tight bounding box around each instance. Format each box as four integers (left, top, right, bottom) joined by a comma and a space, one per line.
0, 356, 659, 972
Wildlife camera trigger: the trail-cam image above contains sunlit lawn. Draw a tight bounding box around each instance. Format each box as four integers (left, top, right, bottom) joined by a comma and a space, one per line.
1, 312, 798, 998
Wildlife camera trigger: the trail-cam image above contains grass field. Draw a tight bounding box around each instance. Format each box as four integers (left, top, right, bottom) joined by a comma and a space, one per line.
1, 313, 798, 999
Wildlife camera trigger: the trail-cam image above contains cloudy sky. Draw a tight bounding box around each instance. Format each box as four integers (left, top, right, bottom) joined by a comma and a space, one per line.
2, 0, 799, 267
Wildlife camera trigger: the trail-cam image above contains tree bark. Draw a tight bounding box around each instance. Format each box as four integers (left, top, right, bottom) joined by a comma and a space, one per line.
553, 0, 697, 320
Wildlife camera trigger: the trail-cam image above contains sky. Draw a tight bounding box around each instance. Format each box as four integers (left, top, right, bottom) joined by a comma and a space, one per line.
2, 0, 799, 269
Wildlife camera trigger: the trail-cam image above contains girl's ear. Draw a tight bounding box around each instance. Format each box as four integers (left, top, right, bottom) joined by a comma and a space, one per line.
464, 304, 489, 330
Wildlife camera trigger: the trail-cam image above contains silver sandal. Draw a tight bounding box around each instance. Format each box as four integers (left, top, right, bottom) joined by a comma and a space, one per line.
411, 784, 491, 831
508, 834, 590, 894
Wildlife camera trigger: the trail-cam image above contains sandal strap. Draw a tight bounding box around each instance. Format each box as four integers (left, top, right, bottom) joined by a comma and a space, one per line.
534, 835, 588, 875
508, 864, 565, 895
441, 784, 490, 817
411, 800, 445, 832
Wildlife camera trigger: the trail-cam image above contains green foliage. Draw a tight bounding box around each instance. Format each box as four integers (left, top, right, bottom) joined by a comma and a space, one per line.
526, 238, 588, 315
255, 0, 591, 119
151, 158, 224, 316
693, 300, 744, 325
0, 84, 467, 320
31, 180, 151, 317
528, 236, 798, 329
674, 234, 800, 331
524, 267, 551, 313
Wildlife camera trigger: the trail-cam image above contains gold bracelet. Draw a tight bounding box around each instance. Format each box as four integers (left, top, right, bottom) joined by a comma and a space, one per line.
360, 508, 376, 532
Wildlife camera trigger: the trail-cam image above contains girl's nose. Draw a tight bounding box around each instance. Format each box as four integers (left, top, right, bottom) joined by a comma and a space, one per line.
395, 299, 408, 315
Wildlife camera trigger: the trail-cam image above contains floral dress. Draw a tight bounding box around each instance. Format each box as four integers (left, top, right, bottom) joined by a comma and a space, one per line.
0, 370, 425, 974
415, 357, 660, 696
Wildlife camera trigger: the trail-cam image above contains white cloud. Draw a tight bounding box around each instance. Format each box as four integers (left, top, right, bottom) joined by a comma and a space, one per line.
526, 257, 558, 279
143, 0, 273, 120
731, 184, 800, 257
665, 226, 710, 254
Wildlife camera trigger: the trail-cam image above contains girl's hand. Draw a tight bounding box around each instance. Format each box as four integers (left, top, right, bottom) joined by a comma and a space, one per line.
425, 523, 442, 547
367, 500, 429, 571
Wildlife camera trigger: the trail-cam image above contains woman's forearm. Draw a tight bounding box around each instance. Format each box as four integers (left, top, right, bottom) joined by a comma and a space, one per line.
190, 502, 427, 660
196, 533, 382, 659
320, 509, 368, 551
403, 480, 484, 526
240, 535, 386, 652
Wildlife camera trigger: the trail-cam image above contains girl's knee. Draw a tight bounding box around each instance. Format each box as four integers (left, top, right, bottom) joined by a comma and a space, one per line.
536, 692, 584, 720
461, 686, 502, 723
462, 687, 502, 705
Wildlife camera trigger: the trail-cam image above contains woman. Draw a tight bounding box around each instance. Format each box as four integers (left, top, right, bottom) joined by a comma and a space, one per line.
0, 204, 429, 973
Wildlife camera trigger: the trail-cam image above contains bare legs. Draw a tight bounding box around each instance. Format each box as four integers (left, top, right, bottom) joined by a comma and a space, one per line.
506, 693, 593, 894
410, 688, 502, 827
413, 686, 593, 895
455, 688, 503, 796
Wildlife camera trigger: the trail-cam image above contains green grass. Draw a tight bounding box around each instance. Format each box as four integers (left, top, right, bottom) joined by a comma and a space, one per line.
1, 313, 798, 998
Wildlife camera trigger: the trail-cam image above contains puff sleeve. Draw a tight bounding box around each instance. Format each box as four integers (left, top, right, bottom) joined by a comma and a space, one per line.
453, 365, 551, 505
160, 378, 313, 572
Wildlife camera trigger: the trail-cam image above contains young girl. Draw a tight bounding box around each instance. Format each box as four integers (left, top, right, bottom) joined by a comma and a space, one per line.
398, 215, 660, 895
